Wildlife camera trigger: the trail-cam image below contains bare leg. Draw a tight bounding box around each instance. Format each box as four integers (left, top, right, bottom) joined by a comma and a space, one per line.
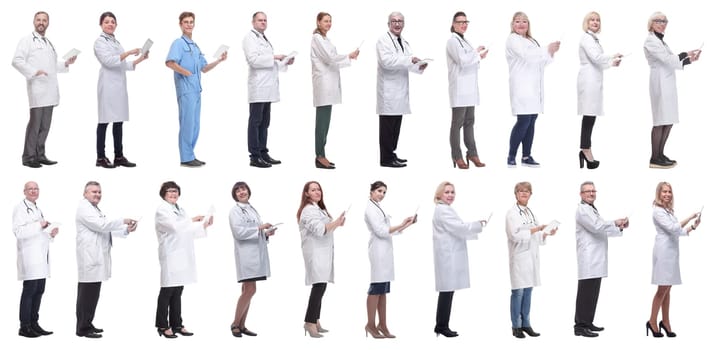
649, 285, 670, 329
661, 286, 672, 330
376, 294, 394, 337
233, 282, 256, 329
366, 295, 379, 329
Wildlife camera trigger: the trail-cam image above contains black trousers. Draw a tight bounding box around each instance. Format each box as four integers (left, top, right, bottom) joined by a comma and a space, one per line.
435, 291, 455, 330
247, 102, 271, 160
19, 278, 46, 327
76, 282, 102, 335
574, 277, 602, 329
580, 116, 596, 149
155, 286, 184, 329
96, 122, 124, 159
304, 283, 327, 323
379, 115, 403, 163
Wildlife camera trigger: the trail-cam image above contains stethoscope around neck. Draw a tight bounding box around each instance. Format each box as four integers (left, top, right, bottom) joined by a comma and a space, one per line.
517, 204, 535, 224
24, 199, 44, 218
32, 32, 55, 53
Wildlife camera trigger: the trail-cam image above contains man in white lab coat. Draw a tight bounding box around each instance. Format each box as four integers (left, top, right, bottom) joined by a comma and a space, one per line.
376, 12, 426, 168
74, 181, 137, 338
242, 11, 294, 168
12, 11, 76, 168
573, 181, 629, 337
13, 181, 59, 338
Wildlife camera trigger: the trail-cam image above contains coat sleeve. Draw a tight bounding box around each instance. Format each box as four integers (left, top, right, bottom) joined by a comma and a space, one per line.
300, 205, 329, 236
12, 204, 43, 240
576, 204, 622, 238
312, 34, 350, 68
155, 205, 206, 240
229, 206, 261, 241
365, 205, 390, 239
644, 35, 684, 70
438, 205, 482, 240
580, 34, 612, 69
242, 33, 275, 69
76, 201, 127, 235
446, 36, 479, 69
653, 208, 687, 237
12, 37, 38, 79
506, 34, 552, 66
94, 38, 133, 72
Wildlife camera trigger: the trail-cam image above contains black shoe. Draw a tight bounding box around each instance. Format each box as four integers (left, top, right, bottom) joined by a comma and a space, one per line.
180, 159, 204, 167
396, 157, 407, 163
520, 327, 540, 337
91, 326, 104, 333
250, 158, 272, 168
96, 157, 116, 168
31, 324, 53, 335
649, 158, 674, 169
22, 161, 42, 168
77, 332, 102, 338
113, 156, 136, 167
380, 160, 407, 168
241, 328, 257, 336
194, 158, 206, 165
661, 156, 676, 165
587, 324, 604, 332
574, 327, 598, 337
315, 158, 335, 169
38, 158, 58, 165
658, 321, 676, 337
231, 325, 243, 337
18, 326, 41, 338
173, 327, 194, 336
434, 327, 458, 337
158, 328, 178, 338
512, 328, 525, 338
646, 321, 664, 337
261, 154, 281, 165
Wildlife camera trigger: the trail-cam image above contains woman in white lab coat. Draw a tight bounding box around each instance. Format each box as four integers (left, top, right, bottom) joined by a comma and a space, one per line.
446, 11, 488, 169
364, 181, 415, 338
310, 12, 359, 169
154, 181, 212, 338
505, 182, 556, 338
297, 181, 345, 337
647, 182, 701, 337
577, 11, 622, 169
432, 181, 485, 337
229, 181, 275, 337
644, 12, 701, 169
93, 12, 148, 168
505, 12, 559, 168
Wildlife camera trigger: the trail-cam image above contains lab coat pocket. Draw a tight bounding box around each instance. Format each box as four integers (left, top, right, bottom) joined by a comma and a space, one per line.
167, 248, 190, 272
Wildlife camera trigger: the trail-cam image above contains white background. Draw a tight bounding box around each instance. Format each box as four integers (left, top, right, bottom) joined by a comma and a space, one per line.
1, 0, 713, 349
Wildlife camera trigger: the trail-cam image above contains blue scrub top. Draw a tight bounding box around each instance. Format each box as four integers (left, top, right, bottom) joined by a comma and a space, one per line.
166, 35, 208, 97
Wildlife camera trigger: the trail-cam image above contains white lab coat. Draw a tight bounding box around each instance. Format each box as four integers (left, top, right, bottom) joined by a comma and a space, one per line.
651, 206, 687, 285
505, 33, 553, 115
432, 202, 482, 292
365, 199, 402, 283
505, 204, 546, 290
299, 203, 335, 285
242, 29, 288, 103
311, 33, 351, 107
75, 198, 129, 283
13, 199, 53, 281
644, 32, 683, 126
574, 202, 622, 280
94, 33, 134, 123
229, 202, 271, 281
155, 200, 207, 287
376, 32, 422, 115
446, 32, 480, 107
12, 32, 69, 108
577, 31, 615, 116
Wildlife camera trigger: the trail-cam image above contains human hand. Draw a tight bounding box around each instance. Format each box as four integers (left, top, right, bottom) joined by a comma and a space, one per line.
349, 49, 360, 59
34, 70, 48, 76
548, 41, 560, 56
64, 56, 77, 66
274, 54, 287, 61
50, 227, 59, 237
479, 47, 489, 59
219, 51, 228, 61
192, 215, 204, 222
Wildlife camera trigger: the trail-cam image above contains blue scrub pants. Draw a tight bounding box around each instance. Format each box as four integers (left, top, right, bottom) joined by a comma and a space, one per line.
178, 93, 202, 162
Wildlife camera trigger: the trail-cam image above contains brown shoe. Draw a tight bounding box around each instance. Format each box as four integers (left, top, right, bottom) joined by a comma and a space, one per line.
453, 158, 469, 169
466, 155, 485, 167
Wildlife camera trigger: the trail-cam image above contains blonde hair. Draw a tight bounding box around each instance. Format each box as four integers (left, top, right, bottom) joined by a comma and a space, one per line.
514, 181, 532, 194
434, 181, 454, 204
511, 11, 532, 39
582, 11, 601, 33
647, 11, 666, 32
653, 181, 674, 211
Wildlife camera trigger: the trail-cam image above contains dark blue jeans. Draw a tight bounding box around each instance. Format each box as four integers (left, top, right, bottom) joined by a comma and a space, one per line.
508, 114, 538, 159
248, 102, 271, 160
19, 278, 45, 326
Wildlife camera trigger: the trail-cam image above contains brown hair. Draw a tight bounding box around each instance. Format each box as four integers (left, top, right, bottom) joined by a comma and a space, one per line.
314, 12, 331, 36
296, 181, 329, 221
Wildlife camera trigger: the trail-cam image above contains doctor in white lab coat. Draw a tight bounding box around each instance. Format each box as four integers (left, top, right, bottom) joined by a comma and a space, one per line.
310, 12, 359, 169
229, 181, 275, 337
446, 11, 487, 169
577, 12, 622, 169
647, 182, 701, 337
505, 182, 555, 338
298, 181, 345, 337
242, 12, 294, 168
644, 12, 701, 169
505, 12, 559, 168
154, 181, 211, 338
75, 181, 137, 338
376, 12, 426, 168
432, 181, 485, 337
12, 11, 76, 168
573, 181, 628, 337
363, 181, 414, 338
93, 12, 147, 168
13, 181, 59, 337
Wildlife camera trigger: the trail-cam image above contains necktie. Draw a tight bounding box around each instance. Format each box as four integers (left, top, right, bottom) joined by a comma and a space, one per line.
396, 36, 404, 52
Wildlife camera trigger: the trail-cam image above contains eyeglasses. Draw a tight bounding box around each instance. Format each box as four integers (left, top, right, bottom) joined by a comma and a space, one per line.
390, 20, 404, 24
455, 20, 470, 25
166, 189, 179, 193
653, 19, 668, 24
581, 190, 597, 193
517, 189, 532, 194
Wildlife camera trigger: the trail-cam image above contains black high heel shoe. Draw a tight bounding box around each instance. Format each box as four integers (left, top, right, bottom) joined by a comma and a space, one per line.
646, 321, 664, 337
173, 327, 194, 336
157, 328, 178, 338
659, 321, 676, 337
579, 151, 600, 169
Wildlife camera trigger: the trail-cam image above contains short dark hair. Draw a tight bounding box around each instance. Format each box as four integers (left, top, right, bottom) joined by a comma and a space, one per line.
179, 11, 195, 23
370, 181, 387, 192
99, 11, 116, 25
231, 181, 251, 201
159, 181, 181, 199
451, 11, 467, 33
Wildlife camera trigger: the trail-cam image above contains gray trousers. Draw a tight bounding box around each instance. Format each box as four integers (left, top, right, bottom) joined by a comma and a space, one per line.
449, 106, 477, 159
23, 106, 54, 162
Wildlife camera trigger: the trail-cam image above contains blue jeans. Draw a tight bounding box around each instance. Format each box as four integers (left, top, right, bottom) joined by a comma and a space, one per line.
508, 114, 538, 159
510, 287, 533, 328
